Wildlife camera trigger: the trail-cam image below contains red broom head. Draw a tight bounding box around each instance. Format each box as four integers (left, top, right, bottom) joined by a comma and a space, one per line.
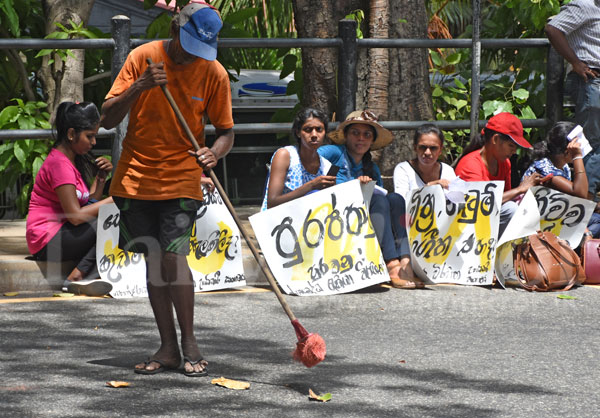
291, 319, 326, 368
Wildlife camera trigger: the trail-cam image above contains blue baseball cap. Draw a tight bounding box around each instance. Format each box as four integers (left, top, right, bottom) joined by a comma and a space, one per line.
178, 2, 223, 61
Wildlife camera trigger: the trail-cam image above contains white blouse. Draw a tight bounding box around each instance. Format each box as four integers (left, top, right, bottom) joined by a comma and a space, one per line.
393, 160, 457, 201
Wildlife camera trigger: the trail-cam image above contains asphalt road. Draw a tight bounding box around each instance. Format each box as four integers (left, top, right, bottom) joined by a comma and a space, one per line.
1, 284, 599, 417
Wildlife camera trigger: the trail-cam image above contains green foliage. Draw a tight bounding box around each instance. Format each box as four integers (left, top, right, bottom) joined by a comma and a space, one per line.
344, 10, 365, 39
428, 0, 564, 165
0, 100, 51, 216
35, 20, 97, 65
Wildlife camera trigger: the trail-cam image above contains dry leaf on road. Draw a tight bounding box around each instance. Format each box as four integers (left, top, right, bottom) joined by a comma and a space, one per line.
3, 292, 18, 297
211, 377, 250, 390
106, 381, 130, 388
308, 388, 331, 402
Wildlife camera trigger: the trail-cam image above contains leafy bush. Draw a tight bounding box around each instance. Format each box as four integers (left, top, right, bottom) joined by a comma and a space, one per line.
0, 100, 51, 216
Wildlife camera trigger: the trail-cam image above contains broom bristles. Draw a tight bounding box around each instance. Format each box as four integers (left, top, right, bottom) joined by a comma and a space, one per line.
293, 333, 326, 368
291, 319, 326, 368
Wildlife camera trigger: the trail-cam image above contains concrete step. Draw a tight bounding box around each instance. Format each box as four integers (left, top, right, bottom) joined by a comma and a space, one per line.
0, 208, 269, 293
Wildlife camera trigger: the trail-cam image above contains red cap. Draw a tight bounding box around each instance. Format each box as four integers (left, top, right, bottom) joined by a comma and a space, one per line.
484, 112, 532, 149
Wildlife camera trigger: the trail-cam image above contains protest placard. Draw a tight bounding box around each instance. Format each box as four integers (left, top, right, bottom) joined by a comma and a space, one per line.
249, 180, 388, 296
96, 203, 147, 298
494, 186, 595, 285
96, 186, 246, 298
186, 186, 246, 292
406, 181, 502, 285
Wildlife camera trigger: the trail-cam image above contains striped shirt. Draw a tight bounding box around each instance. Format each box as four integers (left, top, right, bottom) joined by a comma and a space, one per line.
548, 0, 600, 69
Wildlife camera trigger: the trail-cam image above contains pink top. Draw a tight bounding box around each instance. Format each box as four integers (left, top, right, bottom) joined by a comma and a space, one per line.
26, 149, 90, 254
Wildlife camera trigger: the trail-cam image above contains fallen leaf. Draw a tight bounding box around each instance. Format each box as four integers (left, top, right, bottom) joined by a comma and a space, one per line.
399, 360, 406, 364
308, 388, 331, 402
557, 294, 577, 300
3, 292, 18, 297
106, 381, 130, 388
211, 377, 250, 390
53, 293, 74, 297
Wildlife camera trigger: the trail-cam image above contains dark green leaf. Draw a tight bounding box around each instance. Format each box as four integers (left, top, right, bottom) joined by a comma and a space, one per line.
224, 8, 260, 25
280, 55, 297, 79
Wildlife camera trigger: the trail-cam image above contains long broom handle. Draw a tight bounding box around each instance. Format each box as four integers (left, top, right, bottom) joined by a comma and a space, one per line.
146, 58, 297, 321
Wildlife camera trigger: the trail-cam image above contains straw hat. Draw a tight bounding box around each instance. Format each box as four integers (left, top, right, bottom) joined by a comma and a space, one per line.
328, 110, 393, 150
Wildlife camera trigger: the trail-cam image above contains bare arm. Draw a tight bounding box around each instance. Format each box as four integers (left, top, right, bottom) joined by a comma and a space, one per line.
55, 184, 113, 226
266, 149, 336, 209
100, 62, 168, 129
546, 142, 588, 198
545, 24, 598, 82
187, 127, 235, 170
502, 172, 543, 203
88, 157, 113, 200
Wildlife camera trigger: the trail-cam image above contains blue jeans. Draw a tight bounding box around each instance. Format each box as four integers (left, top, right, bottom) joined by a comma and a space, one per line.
499, 200, 518, 240
567, 72, 600, 197
588, 212, 600, 238
369, 193, 410, 261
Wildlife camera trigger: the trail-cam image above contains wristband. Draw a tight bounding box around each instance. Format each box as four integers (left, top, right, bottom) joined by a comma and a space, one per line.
573, 156, 583, 161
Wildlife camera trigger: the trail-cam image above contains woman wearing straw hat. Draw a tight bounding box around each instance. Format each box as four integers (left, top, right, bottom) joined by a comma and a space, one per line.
318, 110, 425, 289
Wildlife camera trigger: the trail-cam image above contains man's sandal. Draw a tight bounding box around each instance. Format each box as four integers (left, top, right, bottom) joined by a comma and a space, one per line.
183, 357, 208, 377
134, 358, 176, 375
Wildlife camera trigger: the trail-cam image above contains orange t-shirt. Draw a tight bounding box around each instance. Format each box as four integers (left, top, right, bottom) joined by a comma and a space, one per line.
106, 41, 234, 200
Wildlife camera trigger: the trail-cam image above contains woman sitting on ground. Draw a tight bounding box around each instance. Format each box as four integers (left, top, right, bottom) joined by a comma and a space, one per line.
261, 107, 336, 211
26, 101, 114, 296
393, 123, 456, 200
522, 121, 600, 238
318, 110, 425, 289
455, 112, 544, 238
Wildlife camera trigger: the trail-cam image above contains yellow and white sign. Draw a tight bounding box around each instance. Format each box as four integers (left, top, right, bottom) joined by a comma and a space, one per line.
96, 187, 246, 298
249, 180, 388, 296
406, 181, 502, 285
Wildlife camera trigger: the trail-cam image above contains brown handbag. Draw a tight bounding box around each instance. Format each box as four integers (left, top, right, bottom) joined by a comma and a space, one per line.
583, 238, 600, 284
513, 231, 585, 292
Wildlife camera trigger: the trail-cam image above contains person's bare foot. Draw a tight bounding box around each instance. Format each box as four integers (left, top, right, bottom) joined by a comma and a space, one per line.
134, 348, 181, 374
182, 339, 208, 376
388, 257, 425, 289
66, 267, 85, 282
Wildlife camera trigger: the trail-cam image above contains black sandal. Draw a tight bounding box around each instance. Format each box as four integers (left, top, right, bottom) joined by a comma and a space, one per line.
183, 357, 208, 377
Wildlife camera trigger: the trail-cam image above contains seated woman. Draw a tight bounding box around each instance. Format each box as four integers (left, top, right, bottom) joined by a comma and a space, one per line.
318, 110, 424, 289
455, 112, 544, 238
26, 102, 114, 296
393, 123, 456, 200
261, 107, 336, 211
522, 121, 600, 238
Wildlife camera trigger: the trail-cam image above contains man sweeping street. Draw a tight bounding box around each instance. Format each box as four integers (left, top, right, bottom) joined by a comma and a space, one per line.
100, 2, 234, 376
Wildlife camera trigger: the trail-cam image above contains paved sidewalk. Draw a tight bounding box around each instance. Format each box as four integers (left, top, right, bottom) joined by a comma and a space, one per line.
0, 206, 266, 293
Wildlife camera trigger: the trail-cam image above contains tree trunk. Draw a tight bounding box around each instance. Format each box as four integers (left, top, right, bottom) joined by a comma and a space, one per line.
292, 0, 338, 117
381, 0, 433, 188
292, 0, 361, 119
367, 0, 389, 119
39, 0, 95, 115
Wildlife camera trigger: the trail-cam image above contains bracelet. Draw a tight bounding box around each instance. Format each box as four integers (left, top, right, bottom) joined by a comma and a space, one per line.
575, 170, 585, 174
573, 156, 583, 160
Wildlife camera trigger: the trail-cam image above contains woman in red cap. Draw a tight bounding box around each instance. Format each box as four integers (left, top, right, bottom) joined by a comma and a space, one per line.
455, 112, 544, 237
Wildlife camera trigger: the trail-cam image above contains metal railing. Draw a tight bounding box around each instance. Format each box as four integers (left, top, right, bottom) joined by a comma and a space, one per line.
0, 5, 565, 205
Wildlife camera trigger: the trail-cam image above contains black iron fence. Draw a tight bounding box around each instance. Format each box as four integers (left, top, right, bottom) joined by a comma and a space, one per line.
0, 11, 565, 211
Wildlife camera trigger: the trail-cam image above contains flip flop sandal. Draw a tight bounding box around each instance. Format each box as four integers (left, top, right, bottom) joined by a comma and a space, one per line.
134, 358, 173, 375
390, 277, 425, 289
183, 357, 208, 377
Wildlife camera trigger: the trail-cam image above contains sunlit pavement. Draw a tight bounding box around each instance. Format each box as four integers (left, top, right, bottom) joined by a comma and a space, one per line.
1, 284, 598, 417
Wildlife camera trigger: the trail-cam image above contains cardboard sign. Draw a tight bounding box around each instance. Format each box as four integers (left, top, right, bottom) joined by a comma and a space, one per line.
96, 187, 246, 298
495, 187, 595, 285
96, 203, 147, 298
406, 182, 502, 285
187, 187, 246, 292
249, 180, 388, 296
